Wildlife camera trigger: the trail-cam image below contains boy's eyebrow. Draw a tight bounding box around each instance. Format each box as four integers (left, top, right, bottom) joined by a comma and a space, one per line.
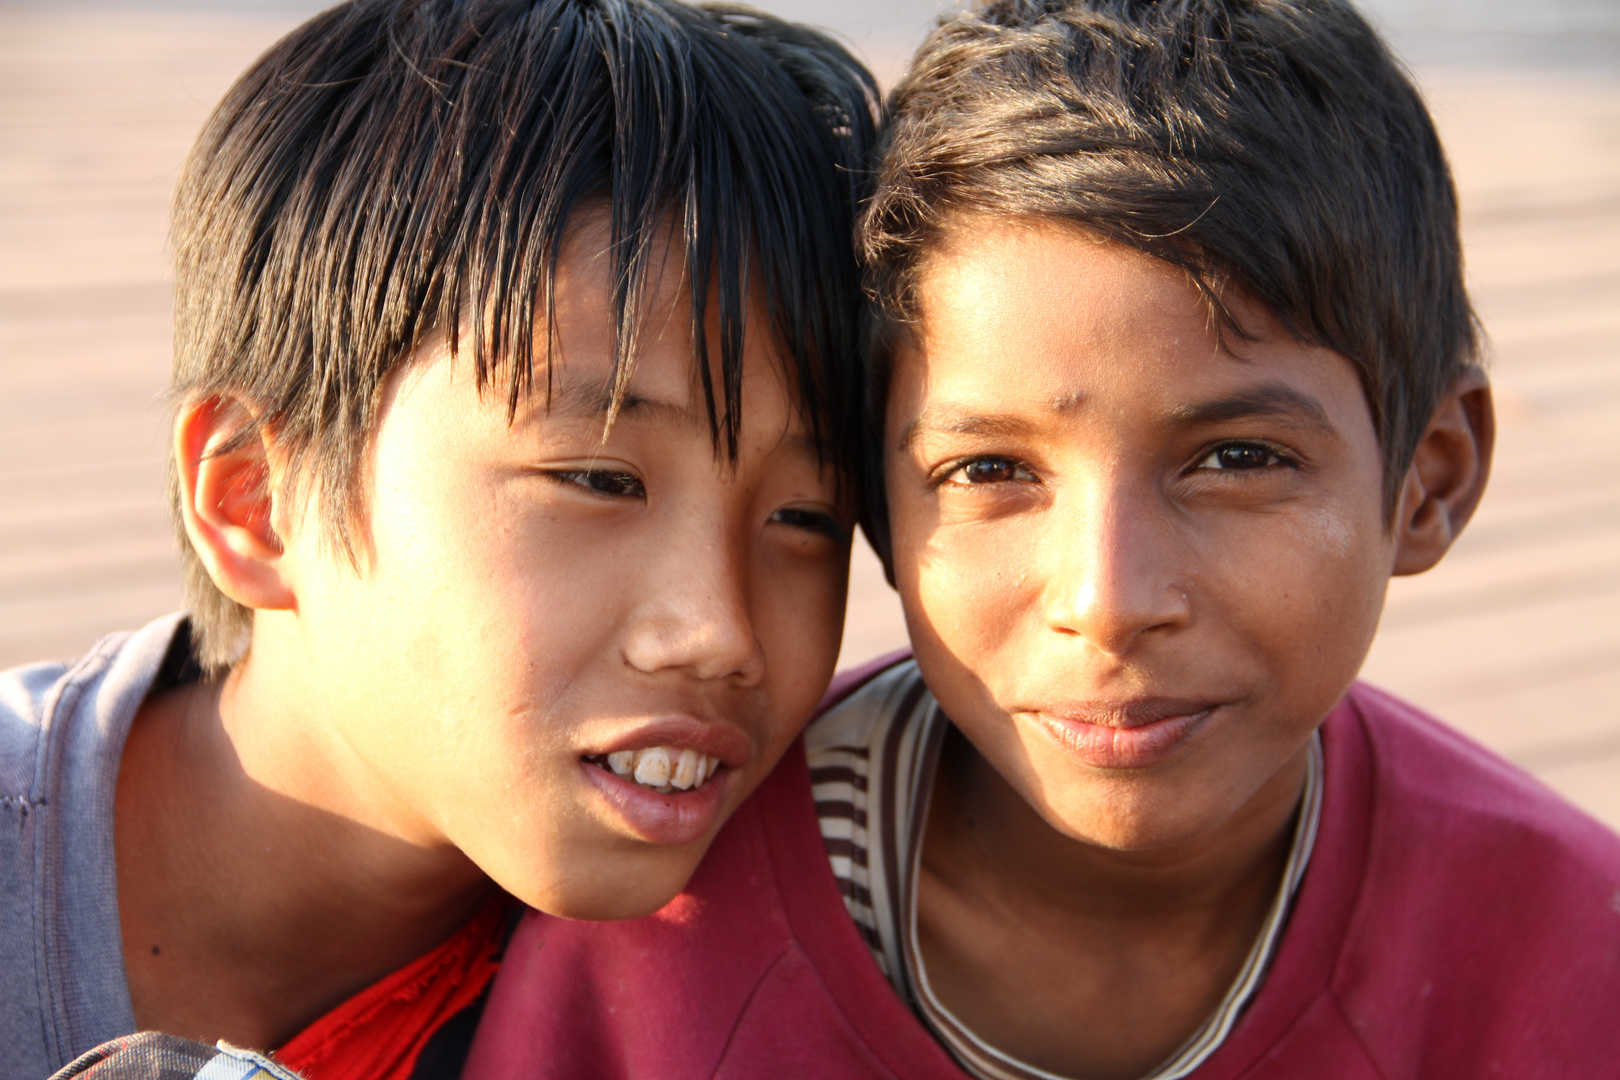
1167, 384, 1336, 433
898, 382, 1336, 452
897, 409, 1034, 451
541, 378, 701, 429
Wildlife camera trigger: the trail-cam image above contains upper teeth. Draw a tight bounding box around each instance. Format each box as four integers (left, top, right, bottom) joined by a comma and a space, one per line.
602, 746, 720, 792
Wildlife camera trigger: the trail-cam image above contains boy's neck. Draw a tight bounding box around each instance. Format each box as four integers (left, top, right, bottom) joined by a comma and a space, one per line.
915, 726, 1309, 1080
114, 646, 495, 1051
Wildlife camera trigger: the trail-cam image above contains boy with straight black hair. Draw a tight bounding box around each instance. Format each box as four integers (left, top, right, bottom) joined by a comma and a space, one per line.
2, 0, 879, 1075
469, 1, 1620, 1076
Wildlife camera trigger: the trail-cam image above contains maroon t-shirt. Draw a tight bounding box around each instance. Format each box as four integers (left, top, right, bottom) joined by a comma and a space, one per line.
465, 672, 1620, 1079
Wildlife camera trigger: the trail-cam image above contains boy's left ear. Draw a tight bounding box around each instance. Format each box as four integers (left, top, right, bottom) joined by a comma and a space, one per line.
1392, 366, 1495, 576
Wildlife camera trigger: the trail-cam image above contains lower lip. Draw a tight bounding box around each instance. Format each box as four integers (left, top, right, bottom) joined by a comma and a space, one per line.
580, 762, 732, 846
1032, 708, 1216, 769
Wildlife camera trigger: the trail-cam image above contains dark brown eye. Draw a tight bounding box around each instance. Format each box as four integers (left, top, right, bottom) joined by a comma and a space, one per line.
960, 459, 1019, 484
1199, 444, 1280, 471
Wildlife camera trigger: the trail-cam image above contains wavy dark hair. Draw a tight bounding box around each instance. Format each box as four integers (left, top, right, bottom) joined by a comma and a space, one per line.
170, 0, 880, 669
859, 0, 1478, 564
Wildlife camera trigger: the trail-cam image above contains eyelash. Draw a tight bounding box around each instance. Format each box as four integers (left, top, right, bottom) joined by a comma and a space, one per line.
550, 468, 646, 498
771, 507, 846, 541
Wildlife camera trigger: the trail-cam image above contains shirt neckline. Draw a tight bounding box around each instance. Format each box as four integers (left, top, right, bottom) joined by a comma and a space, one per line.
898, 704, 1325, 1080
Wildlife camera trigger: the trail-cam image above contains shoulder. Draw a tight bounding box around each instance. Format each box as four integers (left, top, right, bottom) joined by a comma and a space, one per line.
1345, 681, 1620, 875
0, 658, 73, 804
0, 617, 181, 805
0, 615, 183, 1070
1327, 684, 1620, 1070
0, 657, 77, 1075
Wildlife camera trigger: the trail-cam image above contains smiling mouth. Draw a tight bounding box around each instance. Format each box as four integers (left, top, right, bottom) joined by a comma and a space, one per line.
583, 746, 724, 794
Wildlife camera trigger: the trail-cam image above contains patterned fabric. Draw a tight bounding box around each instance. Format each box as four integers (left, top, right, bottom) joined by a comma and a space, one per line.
51, 1034, 302, 1080
806, 659, 1324, 1080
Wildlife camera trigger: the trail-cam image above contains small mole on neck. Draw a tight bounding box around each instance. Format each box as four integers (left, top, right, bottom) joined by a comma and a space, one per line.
150, 945, 161, 956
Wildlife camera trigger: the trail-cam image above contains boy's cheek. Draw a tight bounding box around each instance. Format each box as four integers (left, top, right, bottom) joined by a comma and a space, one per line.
898, 519, 1034, 650
1218, 507, 1393, 675
369, 587, 836, 920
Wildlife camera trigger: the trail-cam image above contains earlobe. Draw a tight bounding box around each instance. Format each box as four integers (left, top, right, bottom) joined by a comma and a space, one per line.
1392, 367, 1495, 576
175, 395, 297, 610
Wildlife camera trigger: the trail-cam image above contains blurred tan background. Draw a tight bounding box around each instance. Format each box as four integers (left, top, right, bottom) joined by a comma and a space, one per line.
1, 0, 1616, 827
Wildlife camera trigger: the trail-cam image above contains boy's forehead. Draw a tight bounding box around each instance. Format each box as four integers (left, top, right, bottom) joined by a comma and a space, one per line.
918, 219, 1251, 348
894, 223, 1372, 445
500, 347, 818, 460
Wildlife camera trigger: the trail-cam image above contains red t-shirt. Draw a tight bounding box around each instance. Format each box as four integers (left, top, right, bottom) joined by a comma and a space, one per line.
463, 673, 1620, 1079
274, 895, 514, 1080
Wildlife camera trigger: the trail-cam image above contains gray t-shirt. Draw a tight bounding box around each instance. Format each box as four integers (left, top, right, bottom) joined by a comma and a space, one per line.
1, 614, 186, 1077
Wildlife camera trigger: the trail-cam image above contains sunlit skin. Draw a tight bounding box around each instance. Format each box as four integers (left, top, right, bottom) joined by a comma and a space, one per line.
114, 213, 852, 1049
885, 220, 1491, 1078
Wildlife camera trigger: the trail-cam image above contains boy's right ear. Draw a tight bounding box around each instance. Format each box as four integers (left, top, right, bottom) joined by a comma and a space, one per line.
174, 395, 296, 611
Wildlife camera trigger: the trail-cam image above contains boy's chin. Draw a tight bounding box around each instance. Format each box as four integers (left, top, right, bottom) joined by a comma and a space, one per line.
499, 845, 710, 922
1026, 773, 1253, 853
1057, 813, 1212, 853
1029, 752, 1309, 855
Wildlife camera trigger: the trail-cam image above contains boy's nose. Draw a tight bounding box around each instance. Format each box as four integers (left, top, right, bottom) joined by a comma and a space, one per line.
1038, 484, 1192, 657
620, 522, 766, 685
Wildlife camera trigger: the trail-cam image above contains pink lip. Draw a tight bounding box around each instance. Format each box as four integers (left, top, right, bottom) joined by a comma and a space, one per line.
578, 715, 752, 846
581, 762, 732, 846
1023, 699, 1219, 769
